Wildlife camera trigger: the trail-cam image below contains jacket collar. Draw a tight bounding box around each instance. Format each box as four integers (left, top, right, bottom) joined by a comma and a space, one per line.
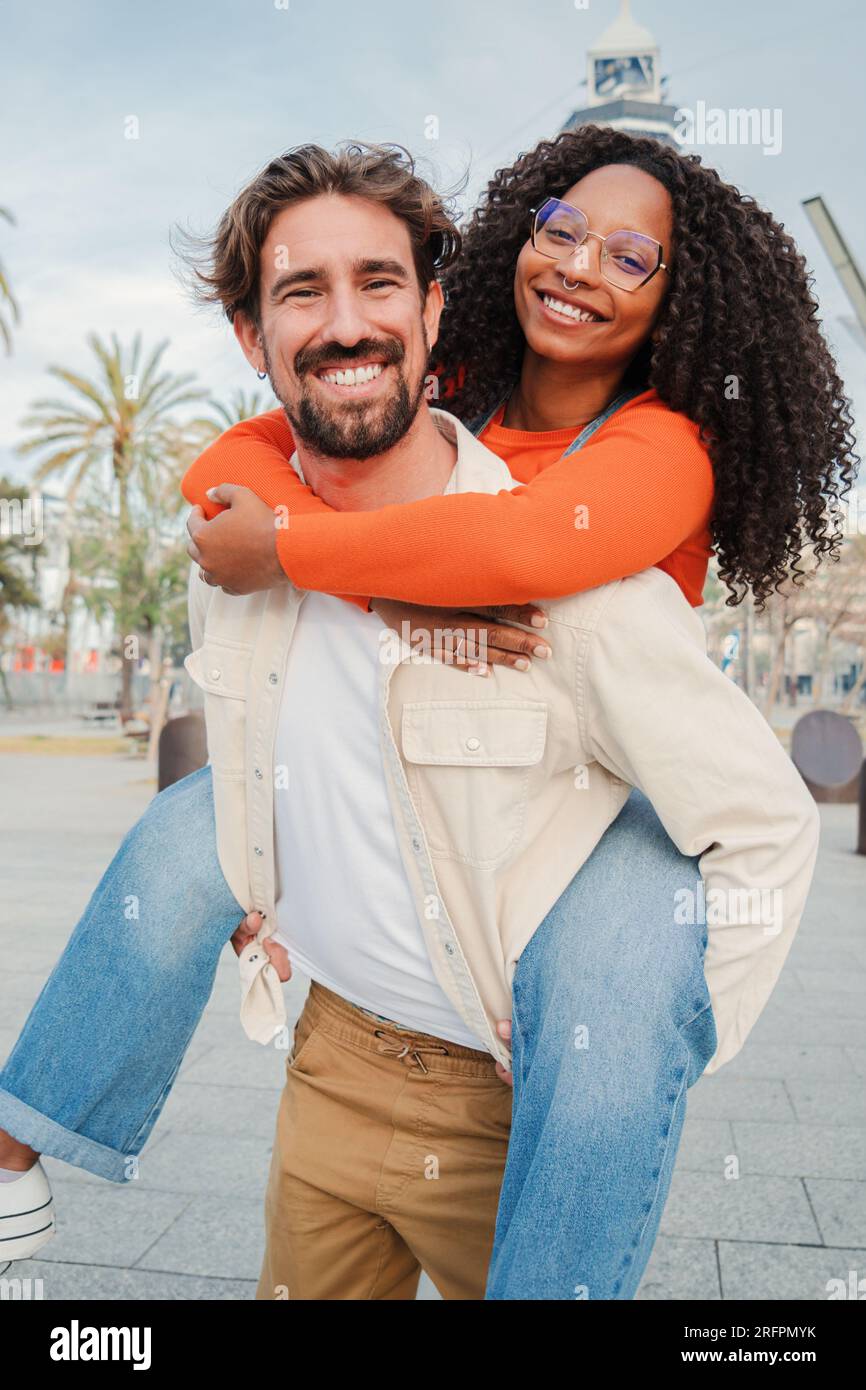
286, 406, 519, 503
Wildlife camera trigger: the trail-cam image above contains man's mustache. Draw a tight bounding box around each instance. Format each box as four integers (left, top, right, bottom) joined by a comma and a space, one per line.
295, 338, 405, 378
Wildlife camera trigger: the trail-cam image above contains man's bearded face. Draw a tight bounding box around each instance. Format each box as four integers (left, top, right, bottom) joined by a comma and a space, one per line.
262, 327, 429, 460
249, 194, 439, 461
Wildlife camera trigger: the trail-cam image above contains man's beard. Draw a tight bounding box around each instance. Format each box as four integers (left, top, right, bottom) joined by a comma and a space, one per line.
261, 334, 428, 461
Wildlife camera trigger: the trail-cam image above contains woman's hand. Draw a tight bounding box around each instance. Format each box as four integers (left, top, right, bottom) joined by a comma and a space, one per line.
186, 486, 288, 595
231, 911, 292, 981
370, 599, 551, 675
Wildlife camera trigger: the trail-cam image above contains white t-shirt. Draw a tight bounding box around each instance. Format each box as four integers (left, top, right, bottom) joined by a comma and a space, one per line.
271, 591, 487, 1050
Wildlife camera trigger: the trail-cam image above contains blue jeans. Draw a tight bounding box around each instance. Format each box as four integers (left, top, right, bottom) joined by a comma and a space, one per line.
0, 766, 715, 1298
486, 790, 716, 1299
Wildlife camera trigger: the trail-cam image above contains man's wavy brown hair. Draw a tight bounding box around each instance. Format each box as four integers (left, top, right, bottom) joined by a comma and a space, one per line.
179, 141, 462, 326
435, 126, 859, 607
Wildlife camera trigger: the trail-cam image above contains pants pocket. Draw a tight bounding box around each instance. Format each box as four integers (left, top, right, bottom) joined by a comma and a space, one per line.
288, 1003, 320, 1073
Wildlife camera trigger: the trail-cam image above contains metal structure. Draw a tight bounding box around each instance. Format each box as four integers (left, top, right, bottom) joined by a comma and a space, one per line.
156, 711, 207, 793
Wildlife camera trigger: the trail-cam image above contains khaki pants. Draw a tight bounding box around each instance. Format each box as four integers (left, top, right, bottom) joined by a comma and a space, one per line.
256, 979, 513, 1300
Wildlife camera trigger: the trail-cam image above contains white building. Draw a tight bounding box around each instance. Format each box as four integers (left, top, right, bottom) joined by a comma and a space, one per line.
562, 1, 680, 146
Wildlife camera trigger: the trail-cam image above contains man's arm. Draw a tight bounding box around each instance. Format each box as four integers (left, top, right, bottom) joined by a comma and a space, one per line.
583, 570, 821, 1075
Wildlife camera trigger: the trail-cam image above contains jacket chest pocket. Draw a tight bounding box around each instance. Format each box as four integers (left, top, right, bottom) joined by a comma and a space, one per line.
401, 700, 548, 868
184, 639, 252, 778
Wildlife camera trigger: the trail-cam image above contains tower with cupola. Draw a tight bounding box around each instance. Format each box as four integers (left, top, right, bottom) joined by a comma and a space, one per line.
562, 0, 679, 146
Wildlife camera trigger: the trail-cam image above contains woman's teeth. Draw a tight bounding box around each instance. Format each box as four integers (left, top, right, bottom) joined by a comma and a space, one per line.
320, 363, 385, 387
541, 294, 602, 324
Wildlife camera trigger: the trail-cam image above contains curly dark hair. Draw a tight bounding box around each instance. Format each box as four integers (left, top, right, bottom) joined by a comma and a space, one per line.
435, 126, 859, 608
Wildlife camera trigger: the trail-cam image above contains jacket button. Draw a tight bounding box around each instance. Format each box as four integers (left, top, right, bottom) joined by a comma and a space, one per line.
444, 942, 455, 956
254, 846, 263, 856
210, 668, 221, 681
411, 836, 422, 852
268, 672, 279, 685
254, 767, 263, 780
466, 736, 481, 751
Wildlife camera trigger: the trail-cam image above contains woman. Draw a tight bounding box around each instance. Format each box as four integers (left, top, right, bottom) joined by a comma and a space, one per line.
0, 130, 856, 1299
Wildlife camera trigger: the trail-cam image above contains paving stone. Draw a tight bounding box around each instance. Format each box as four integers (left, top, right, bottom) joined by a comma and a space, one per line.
748, 1011, 866, 1047
660, 1173, 821, 1244
132, 1130, 275, 1196
785, 945, 863, 972
730, 1122, 866, 1180
0, 1026, 21, 1063
36, 1178, 193, 1268
805, 1179, 866, 1247
131, 1194, 268, 1281
718, 1241, 866, 1301
177, 1039, 287, 1090
775, 990, 866, 1021
720, 1044, 855, 1081
784, 1078, 866, 1126
157, 1081, 285, 1140
636, 1237, 721, 1300
793, 968, 866, 996
676, 1118, 736, 1172
685, 1077, 797, 1122
0, 1259, 257, 1301
843, 1047, 866, 1077
3, 754, 865, 1301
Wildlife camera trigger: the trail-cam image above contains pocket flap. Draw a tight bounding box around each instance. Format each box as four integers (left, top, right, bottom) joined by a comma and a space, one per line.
184, 640, 251, 698
402, 700, 548, 767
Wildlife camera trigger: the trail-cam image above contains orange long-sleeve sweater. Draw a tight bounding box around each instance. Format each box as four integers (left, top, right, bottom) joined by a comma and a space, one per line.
181, 388, 715, 609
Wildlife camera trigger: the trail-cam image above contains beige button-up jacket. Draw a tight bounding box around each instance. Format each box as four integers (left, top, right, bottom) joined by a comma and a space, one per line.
184, 408, 820, 1075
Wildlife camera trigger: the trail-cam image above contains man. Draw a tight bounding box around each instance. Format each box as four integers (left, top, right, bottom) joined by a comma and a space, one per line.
180, 145, 819, 1297
0, 144, 819, 1300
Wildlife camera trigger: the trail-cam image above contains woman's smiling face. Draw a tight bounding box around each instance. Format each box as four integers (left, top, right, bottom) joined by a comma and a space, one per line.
513, 163, 674, 373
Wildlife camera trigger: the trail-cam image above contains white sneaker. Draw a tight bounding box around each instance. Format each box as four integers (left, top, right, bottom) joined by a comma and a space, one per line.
0, 1161, 56, 1261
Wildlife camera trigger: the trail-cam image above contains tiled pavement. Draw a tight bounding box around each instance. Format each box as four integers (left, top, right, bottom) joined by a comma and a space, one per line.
1, 749, 864, 1301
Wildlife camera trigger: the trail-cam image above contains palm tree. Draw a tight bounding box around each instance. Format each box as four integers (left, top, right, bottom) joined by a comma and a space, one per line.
0, 478, 41, 708
18, 333, 206, 717
198, 386, 275, 437
0, 206, 20, 353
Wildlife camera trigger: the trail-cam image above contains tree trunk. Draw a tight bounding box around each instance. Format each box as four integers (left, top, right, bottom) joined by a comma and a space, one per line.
119, 649, 133, 722
146, 625, 167, 762
741, 593, 756, 698
811, 619, 829, 706
762, 610, 790, 720
116, 464, 134, 721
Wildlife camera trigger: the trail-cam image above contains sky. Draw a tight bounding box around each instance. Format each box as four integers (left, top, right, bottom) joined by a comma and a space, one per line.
2, 0, 865, 488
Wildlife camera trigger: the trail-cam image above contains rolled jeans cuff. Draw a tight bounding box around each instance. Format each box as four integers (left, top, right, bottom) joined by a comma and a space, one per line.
0, 1087, 133, 1184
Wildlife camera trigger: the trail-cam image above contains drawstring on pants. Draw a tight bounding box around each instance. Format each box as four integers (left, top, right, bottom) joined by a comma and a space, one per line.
373, 1028, 449, 1074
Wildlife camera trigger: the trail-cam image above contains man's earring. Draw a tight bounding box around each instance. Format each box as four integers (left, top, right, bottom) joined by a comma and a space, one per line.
256, 369, 267, 380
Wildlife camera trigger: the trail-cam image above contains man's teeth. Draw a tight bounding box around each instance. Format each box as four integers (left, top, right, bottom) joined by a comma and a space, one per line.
320, 363, 385, 386
542, 295, 602, 323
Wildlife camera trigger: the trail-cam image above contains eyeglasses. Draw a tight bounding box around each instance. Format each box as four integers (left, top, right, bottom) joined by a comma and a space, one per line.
529, 197, 668, 292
